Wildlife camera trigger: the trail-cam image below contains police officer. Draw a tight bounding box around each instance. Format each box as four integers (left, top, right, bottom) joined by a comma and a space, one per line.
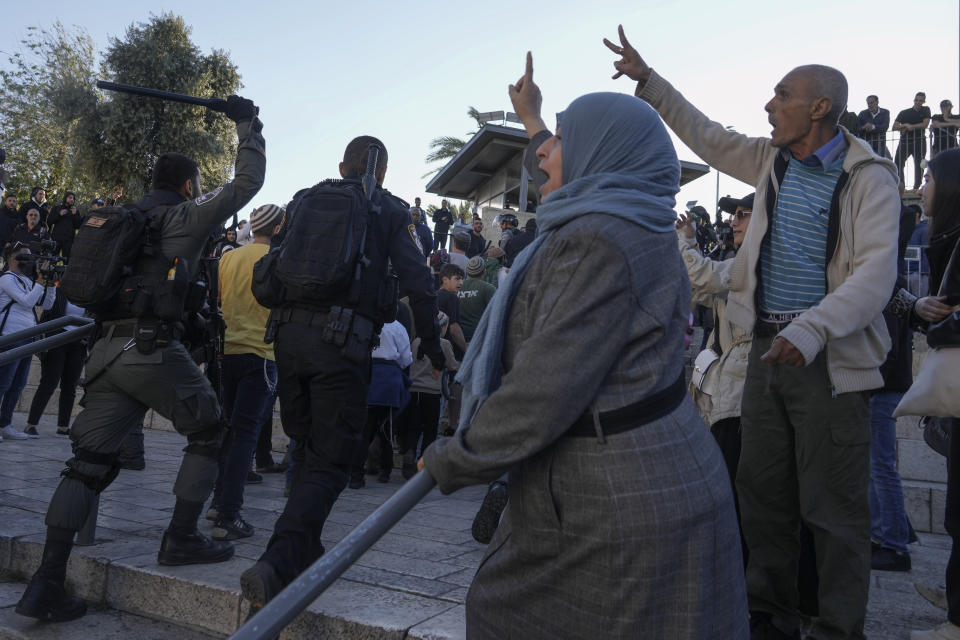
16, 95, 265, 623
240, 135, 444, 618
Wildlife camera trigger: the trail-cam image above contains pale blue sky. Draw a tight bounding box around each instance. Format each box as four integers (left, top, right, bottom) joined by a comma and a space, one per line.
3, 0, 958, 218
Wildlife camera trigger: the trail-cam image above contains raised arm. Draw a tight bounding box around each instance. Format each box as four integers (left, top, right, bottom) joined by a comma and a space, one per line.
507, 52, 547, 139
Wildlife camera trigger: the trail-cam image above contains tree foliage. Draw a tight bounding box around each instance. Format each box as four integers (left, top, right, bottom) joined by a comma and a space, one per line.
94, 13, 241, 198
0, 13, 242, 204
422, 106, 485, 176
0, 23, 98, 199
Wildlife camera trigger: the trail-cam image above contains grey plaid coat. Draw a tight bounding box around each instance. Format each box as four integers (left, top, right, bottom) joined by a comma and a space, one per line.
423, 212, 749, 639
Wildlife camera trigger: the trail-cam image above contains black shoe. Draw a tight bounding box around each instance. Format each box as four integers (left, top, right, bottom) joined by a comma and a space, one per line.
246, 470, 263, 484
871, 546, 911, 572
472, 481, 508, 544
348, 474, 365, 489
157, 530, 234, 566
212, 516, 254, 541
15, 576, 87, 622
241, 560, 286, 622
119, 457, 145, 471
749, 612, 799, 640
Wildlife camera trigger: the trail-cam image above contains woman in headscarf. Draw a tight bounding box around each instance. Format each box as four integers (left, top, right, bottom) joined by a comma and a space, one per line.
420, 54, 748, 639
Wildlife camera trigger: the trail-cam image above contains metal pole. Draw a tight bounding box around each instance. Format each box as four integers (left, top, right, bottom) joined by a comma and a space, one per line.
229, 469, 437, 640
75, 495, 99, 546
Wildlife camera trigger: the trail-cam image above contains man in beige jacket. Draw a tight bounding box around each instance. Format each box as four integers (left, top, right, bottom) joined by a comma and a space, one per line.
606, 26, 899, 640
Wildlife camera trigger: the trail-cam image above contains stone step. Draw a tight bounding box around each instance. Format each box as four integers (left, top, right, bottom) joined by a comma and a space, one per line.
2, 530, 467, 639
0, 581, 219, 640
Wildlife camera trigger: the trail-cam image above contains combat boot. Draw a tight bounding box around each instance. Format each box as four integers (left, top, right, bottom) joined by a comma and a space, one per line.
16, 576, 87, 622
241, 560, 285, 626
157, 529, 234, 566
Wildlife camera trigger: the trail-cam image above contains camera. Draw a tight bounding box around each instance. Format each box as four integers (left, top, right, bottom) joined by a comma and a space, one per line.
21, 240, 66, 281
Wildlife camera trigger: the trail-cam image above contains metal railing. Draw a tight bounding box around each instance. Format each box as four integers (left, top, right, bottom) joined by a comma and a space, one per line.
0, 315, 98, 542
229, 470, 438, 640
0, 315, 95, 367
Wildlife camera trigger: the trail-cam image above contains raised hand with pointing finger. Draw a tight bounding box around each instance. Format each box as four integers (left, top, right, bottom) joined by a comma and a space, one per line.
602, 25, 651, 84
507, 51, 547, 138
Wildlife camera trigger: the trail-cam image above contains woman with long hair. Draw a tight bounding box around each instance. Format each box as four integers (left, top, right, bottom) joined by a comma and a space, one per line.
0, 243, 56, 441
420, 54, 747, 638
912, 148, 960, 640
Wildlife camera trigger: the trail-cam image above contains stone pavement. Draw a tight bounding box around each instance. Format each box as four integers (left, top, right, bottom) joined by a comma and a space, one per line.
0, 414, 951, 639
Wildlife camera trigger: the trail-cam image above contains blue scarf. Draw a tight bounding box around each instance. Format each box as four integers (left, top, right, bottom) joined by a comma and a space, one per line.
454, 92, 680, 431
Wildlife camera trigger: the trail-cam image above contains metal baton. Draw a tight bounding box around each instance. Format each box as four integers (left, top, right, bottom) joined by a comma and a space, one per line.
96, 80, 228, 113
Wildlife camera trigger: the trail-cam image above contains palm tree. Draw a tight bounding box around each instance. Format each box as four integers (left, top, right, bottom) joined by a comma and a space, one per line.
422, 106, 485, 178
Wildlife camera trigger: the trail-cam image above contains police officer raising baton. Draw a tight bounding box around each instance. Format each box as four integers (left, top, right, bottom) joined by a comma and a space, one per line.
16, 95, 266, 622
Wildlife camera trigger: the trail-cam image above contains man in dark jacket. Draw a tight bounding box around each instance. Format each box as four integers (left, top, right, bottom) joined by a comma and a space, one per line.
0, 195, 20, 249
432, 199, 454, 251
504, 217, 537, 267
18, 187, 48, 225
47, 192, 82, 258
467, 217, 487, 258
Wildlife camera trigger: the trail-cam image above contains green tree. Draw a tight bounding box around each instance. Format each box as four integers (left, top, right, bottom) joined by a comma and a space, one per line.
0, 14, 243, 204
92, 13, 242, 199
422, 106, 485, 177
0, 23, 99, 200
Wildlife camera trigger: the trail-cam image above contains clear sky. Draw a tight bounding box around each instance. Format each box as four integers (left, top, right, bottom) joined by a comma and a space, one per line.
2, 0, 958, 220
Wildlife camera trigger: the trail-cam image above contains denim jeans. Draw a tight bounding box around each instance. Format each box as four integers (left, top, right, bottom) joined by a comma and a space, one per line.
0, 339, 33, 427
868, 391, 909, 553
212, 353, 277, 518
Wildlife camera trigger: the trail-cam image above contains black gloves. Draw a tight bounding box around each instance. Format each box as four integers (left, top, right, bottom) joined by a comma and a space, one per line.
418, 337, 445, 372
226, 95, 258, 123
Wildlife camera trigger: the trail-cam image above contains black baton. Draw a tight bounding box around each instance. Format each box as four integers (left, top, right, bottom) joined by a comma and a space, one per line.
96, 80, 228, 113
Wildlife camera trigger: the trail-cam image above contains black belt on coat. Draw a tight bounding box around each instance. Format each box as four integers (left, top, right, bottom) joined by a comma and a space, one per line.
566, 372, 687, 438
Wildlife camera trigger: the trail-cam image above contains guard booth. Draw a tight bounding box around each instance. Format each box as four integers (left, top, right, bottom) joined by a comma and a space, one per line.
425, 118, 712, 246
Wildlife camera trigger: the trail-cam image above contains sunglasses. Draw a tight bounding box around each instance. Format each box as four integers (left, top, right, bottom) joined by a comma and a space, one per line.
732, 210, 752, 220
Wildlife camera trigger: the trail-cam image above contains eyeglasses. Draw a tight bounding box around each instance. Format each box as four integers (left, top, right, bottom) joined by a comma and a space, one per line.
732, 210, 752, 220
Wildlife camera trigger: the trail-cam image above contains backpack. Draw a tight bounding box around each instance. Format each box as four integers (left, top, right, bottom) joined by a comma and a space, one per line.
256, 179, 376, 307
59, 205, 152, 314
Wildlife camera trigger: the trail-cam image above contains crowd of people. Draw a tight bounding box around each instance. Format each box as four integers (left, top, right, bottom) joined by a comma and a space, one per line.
1, 23, 959, 640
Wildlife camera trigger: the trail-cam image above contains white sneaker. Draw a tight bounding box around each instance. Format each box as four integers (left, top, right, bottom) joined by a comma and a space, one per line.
911, 622, 960, 640
1, 425, 29, 440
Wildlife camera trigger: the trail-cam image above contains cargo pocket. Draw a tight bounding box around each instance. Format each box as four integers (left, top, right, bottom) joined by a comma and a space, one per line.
171, 383, 221, 434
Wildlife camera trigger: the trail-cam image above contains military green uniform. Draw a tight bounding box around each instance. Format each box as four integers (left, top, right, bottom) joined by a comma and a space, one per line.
44, 119, 265, 532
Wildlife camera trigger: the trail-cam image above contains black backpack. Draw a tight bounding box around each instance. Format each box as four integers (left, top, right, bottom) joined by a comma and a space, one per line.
59, 205, 151, 313
252, 179, 377, 309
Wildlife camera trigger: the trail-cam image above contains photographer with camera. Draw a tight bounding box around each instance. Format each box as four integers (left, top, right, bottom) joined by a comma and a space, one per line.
0, 243, 56, 441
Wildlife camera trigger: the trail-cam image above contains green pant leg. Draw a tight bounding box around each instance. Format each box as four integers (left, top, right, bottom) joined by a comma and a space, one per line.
737, 335, 802, 634
45, 338, 148, 532
106, 341, 223, 504
780, 358, 870, 640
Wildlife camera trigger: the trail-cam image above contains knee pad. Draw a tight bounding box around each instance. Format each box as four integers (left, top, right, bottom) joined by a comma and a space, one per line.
183, 425, 223, 460
61, 448, 121, 494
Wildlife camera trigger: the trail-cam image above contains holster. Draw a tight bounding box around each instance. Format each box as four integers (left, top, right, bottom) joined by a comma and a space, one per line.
321, 306, 373, 364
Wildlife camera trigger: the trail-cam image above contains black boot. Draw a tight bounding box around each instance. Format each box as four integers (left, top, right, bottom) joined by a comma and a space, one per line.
240, 560, 285, 621
16, 534, 87, 622
157, 530, 234, 566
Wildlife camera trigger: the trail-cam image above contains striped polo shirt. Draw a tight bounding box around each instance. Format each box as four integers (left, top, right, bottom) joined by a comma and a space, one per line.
758, 132, 847, 314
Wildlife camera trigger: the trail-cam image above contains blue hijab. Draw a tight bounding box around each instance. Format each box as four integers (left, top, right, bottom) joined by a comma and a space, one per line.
454, 92, 680, 431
